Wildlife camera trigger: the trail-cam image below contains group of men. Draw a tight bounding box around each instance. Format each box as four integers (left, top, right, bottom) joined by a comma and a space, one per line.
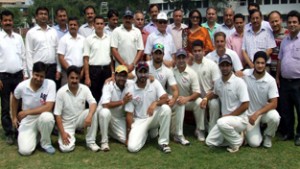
0, 2, 299, 155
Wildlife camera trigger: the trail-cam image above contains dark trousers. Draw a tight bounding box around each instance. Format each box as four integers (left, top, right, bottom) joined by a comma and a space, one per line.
89, 65, 111, 103
45, 63, 61, 90
279, 77, 300, 137
0, 71, 23, 136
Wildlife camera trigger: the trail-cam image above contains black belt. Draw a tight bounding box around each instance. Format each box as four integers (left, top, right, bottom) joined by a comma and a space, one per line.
0, 70, 23, 79
89, 65, 110, 70
282, 78, 300, 82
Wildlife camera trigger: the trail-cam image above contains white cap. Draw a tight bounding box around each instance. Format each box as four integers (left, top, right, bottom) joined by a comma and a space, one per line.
157, 12, 168, 20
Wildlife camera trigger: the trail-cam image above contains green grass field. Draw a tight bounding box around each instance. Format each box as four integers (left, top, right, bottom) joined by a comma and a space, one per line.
0, 124, 300, 169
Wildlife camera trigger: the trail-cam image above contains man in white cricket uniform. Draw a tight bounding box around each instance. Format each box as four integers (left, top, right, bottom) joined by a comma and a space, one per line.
98, 65, 134, 151
172, 49, 203, 145
191, 40, 221, 136
206, 55, 249, 153
11, 62, 56, 155
54, 66, 100, 152
243, 51, 280, 148
125, 61, 172, 153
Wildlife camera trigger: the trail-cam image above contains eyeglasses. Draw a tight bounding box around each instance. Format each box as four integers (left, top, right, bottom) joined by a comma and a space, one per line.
158, 20, 167, 24
191, 16, 200, 20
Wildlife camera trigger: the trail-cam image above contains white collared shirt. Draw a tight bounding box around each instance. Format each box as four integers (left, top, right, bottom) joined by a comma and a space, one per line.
215, 23, 236, 39
83, 33, 111, 66
173, 66, 200, 97
78, 23, 94, 38
57, 33, 85, 67
214, 74, 249, 115
25, 25, 59, 75
111, 25, 144, 66
125, 79, 166, 119
14, 78, 56, 120
0, 31, 26, 75
243, 69, 279, 116
144, 30, 176, 61
54, 84, 96, 122
191, 57, 220, 97
206, 48, 243, 71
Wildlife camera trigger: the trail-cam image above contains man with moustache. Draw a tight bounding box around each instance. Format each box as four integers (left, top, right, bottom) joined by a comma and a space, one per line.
54, 66, 100, 152
268, 11, 289, 78
215, 8, 236, 38
242, 10, 276, 69
98, 65, 133, 151
111, 10, 144, 72
245, 2, 272, 31
83, 16, 113, 103
201, 7, 220, 43
58, 17, 85, 86
53, 7, 68, 39
79, 6, 96, 37
191, 40, 220, 135
167, 9, 187, 50
276, 11, 300, 145
104, 9, 119, 35
11, 62, 56, 155
144, 4, 159, 34
26, 6, 60, 87
0, 10, 26, 144
125, 61, 172, 153
206, 55, 249, 153
226, 13, 246, 66
243, 51, 280, 148
134, 10, 149, 47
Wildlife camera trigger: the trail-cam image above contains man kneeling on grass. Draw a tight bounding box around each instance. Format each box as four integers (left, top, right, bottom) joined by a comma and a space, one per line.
125, 61, 172, 153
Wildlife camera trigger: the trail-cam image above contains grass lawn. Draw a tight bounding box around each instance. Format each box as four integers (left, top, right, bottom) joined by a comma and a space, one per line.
0, 124, 300, 169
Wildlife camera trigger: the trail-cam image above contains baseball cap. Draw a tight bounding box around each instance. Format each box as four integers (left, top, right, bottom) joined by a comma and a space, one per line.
136, 61, 149, 72
124, 9, 133, 17
115, 65, 128, 74
176, 48, 187, 57
157, 12, 168, 21
152, 43, 164, 53
219, 54, 233, 65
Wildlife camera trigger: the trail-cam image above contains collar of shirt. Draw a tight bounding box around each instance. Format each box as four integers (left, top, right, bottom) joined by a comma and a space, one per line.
35, 24, 51, 31
169, 23, 187, 30
121, 24, 134, 31
150, 60, 163, 71
287, 31, 300, 40
155, 29, 168, 36
202, 22, 219, 29
66, 84, 83, 96
66, 32, 83, 40
26, 79, 45, 92
233, 31, 243, 37
133, 79, 151, 90
1, 30, 15, 38
221, 23, 234, 30
54, 24, 68, 33
148, 21, 155, 27
92, 32, 108, 39
221, 73, 236, 84
248, 26, 266, 34
248, 69, 268, 82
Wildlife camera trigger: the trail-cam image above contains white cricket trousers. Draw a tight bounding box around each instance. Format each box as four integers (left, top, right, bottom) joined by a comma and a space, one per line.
18, 112, 55, 155
99, 108, 126, 144
128, 104, 171, 153
58, 109, 98, 152
206, 98, 220, 132
206, 115, 248, 147
171, 98, 204, 136
246, 110, 280, 147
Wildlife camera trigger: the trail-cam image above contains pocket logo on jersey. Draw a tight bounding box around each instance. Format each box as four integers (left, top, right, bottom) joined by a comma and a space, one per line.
133, 96, 142, 105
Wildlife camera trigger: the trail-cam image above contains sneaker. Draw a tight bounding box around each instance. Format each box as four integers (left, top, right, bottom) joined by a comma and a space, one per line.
226, 145, 240, 153
44, 146, 56, 155
174, 135, 190, 146
101, 143, 110, 152
6, 135, 14, 145
195, 129, 205, 142
87, 143, 100, 152
263, 135, 272, 148
159, 144, 171, 153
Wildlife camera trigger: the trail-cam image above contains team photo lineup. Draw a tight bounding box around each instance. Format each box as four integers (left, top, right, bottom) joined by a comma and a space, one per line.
1, 1, 300, 156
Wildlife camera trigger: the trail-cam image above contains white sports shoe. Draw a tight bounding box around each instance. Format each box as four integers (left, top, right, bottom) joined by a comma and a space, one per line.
195, 129, 205, 142
263, 135, 272, 148
174, 135, 190, 146
101, 142, 110, 152
87, 143, 100, 152
227, 145, 240, 153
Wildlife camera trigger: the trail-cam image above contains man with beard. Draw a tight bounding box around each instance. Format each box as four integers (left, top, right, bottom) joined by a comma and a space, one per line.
201, 7, 220, 43
226, 13, 246, 67
111, 10, 144, 72
242, 10, 276, 69
0, 10, 26, 145
206, 55, 249, 153
54, 66, 100, 152
58, 17, 85, 86
172, 49, 203, 145
79, 6, 96, 38
11, 62, 56, 155
276, 11, 300, 145
191, 40, 220, 136
144, 4, 159, 34
125, 61, 172, 153
243, 51, 280, 148
98, 65, 133, 151
53, 7, 68, 39
215, 8, 236, 38
104, 9, 119, 35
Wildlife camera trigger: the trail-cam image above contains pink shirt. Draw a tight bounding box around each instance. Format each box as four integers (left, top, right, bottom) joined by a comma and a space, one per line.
226, 32, 245, 66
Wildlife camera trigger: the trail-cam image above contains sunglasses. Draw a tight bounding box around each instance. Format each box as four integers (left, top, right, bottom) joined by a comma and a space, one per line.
191, 16, 200, 19
158, 20, 167, 24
